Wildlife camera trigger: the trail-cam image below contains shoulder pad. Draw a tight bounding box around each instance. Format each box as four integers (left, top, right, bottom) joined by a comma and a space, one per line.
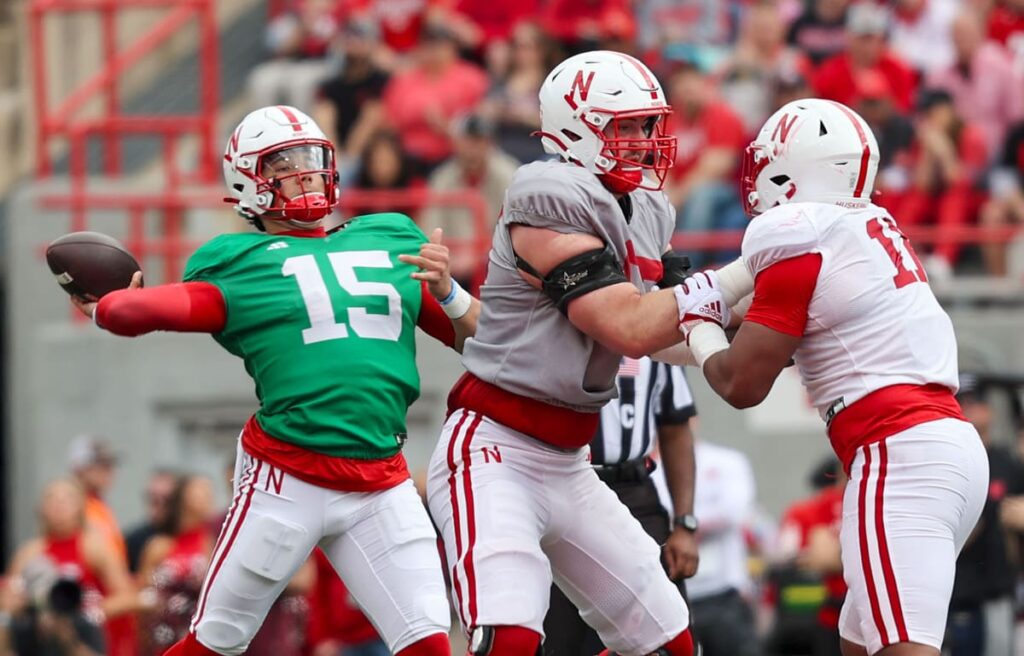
741, 205, 820, 277
503, 161, 614, 234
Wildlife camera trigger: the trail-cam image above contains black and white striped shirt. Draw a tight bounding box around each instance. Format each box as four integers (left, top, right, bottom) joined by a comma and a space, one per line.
589, 357, 697, 465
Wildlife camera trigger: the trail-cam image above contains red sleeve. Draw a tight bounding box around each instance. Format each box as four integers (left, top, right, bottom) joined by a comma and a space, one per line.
743, 253, 822, 337
95, 281, 227, 337
417, 282, 457, 348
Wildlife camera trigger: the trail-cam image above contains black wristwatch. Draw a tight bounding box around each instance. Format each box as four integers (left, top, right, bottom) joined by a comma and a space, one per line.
673, 514, 699, 532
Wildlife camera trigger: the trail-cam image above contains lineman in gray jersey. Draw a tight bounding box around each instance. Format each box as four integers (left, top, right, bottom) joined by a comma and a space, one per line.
426, 51, 747, 656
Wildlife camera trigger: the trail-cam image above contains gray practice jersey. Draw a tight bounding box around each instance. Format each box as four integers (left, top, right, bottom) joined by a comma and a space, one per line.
461, 160, 675, 412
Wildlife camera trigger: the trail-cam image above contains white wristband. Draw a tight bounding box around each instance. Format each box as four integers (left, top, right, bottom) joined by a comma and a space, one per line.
441, 283, 472, 320
651, 342, 698, 367
689, 321, 730, 368
716, 258, 755, 307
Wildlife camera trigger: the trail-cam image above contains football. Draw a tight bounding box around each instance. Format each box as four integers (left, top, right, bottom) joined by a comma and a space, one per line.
46, 231, 142, 300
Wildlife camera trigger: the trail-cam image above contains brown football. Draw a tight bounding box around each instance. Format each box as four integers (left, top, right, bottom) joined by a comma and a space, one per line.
46, 231, 142, 300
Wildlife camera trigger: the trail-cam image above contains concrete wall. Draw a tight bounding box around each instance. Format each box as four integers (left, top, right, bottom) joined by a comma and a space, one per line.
6, 180, 1024, 550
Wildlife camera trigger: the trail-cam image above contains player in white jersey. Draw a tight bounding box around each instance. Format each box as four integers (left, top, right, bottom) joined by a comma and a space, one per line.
424, 51, 731, 656
678, 99, 989, 656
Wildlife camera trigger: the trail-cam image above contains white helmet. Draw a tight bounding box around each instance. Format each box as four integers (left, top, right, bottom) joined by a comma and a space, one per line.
223, 105, 338, 230
742, 98, 880, 216
537, 50, 676, 194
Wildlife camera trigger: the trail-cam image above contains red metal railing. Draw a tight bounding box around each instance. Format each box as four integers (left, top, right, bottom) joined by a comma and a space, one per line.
30, 0, 220, 186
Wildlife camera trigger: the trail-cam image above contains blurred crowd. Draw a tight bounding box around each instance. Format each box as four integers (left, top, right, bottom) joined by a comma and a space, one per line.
2, 374, 1023, 656
247, 0, 1024, 281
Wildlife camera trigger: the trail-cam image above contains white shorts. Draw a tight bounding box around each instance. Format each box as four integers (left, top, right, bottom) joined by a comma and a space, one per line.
426, 409, 689, 656
192, 443, 450, 655
838, 419, 988, 654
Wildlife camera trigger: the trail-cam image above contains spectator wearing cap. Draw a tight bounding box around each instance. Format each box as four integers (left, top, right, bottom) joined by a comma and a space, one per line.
67, 435, 139, 656
480, 20, 558, 165
381, 21, 489, 175
889, 0, 958, 77
247, 0, 340, 112
418, 115, 519, 286
927, 9, 1024, 162
67, 435, 125, 561
663, 62, 748, 269
811, 3, 917, 113
313, 18, 390, 185
948, 375, 1022, 656
787, 0, 850, 66
884, 88, 988, 276
979, 121, 1024, 276
717, 1, 812, 135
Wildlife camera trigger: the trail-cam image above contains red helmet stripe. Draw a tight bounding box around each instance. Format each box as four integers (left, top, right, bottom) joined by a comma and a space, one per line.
618, 53, 659, 100
276, 105, 304, 133
829, 102, 870, 198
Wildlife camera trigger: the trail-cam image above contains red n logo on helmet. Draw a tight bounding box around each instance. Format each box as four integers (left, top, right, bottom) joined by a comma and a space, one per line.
228, 126, 242, 153
564, 70, 595, 110
772, 114, 799, 143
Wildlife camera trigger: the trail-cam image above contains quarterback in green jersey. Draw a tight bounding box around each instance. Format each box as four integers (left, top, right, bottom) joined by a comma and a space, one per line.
72, 106, 479, 656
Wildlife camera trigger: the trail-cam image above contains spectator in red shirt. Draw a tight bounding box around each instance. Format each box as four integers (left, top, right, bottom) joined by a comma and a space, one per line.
306, 549, 388, 656
539, 0, 636, 54
887, 88, 990, 275
381, 22, 489, 174
772, 459, 847, 656
987, 0, 1024, 54
811, 3, 917, 112
664, 62, 748, 268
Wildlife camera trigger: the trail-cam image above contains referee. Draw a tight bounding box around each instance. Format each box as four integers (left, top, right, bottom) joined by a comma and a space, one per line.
542, 356, 699, 655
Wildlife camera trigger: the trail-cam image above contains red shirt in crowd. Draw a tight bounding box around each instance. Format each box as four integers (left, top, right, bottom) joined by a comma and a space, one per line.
779, 485, 847, 629
382, 60, 489, 164
666, 101, 747, 182
812, 52, 917, 112
988, 5, 1024, 46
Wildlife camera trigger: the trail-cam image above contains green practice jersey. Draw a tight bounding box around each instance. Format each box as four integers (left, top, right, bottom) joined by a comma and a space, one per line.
183, 213, 427, 459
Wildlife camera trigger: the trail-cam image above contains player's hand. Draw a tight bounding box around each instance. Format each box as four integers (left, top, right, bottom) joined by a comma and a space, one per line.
664, 528, 699, 580
674, 271, 730, 342
398, 228, 454, 301
70, 271, 142, 320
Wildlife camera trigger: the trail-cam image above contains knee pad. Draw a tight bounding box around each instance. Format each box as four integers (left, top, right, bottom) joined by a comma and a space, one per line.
395, 632, 450, 656
468, 626, 542, 656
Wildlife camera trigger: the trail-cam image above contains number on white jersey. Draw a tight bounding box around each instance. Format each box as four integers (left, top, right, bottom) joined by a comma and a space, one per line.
283, 251, 402, 344
866, 217, 927, 289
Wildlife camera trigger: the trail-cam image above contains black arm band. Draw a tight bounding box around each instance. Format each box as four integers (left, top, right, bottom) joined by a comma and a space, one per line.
516, 245, 628, 315
658, 253, 691, 287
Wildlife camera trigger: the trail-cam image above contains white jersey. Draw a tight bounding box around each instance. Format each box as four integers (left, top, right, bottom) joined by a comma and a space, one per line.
741, 201, 959, 419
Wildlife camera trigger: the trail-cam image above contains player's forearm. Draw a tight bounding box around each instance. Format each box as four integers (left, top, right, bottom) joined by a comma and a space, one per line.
96, 282, 226, 336
569, 285, 684, 358
702, 348, 767, 409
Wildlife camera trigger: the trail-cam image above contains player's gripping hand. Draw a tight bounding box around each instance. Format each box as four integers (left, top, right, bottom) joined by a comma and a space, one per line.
71, 271, 143, 319
398, 228, 454, 301
673, 271, 730, 341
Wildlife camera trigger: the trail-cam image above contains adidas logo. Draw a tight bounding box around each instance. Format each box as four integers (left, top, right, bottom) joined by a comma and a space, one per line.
701, 300, 723, 323
267, 241, 289, 251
